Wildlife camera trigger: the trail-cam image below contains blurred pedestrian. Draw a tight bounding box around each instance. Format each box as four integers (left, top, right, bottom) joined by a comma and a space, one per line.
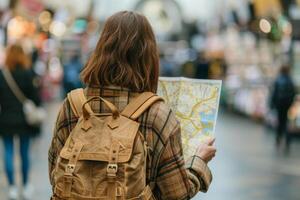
49, 11, 216, 200
0, 44, 41, 200
271, 65, 296, 147
195, 52, 210, 79
62, 53, 83, 95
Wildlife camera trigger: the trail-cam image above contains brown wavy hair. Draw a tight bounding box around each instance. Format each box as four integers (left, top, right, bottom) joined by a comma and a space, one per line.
81, 11, 159, 92
5, 44, 30, 70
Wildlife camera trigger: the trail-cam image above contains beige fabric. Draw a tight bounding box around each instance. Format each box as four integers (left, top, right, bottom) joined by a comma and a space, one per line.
82, 96, 120, 119
121, 92, 163, 120
52, 89, 162, 200
49, 86, 213, 200
67, 89, 93, 117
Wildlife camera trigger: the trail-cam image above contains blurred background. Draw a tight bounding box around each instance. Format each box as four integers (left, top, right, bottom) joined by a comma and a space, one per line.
0, 0, 300, 199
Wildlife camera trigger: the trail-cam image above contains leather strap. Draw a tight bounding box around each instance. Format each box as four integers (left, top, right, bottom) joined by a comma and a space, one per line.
106, 140, 121, 200
121, 92, 164, 120
63, 142, 84, 198
82, 96, 119, 120
65, 142, 84, 174
107, 178, 117, 200
67, 88, 93, 118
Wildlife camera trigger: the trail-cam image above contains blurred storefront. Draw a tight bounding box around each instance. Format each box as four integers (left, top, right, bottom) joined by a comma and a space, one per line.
1, 1, 300, 199
0, 0, 300, 125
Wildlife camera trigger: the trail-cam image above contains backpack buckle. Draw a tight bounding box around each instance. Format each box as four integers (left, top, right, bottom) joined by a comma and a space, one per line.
65, 164, 75, 174
107, 164, 118, 178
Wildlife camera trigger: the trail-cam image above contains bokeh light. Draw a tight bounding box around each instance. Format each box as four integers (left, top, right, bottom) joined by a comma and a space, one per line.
259, 18, 272, 34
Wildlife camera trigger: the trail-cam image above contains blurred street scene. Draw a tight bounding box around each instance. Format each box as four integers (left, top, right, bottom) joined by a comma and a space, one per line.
0, 0, 300, 199
1, 104, 300, 200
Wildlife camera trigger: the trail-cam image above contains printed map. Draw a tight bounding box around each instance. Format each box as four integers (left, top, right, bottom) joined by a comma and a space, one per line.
157, 77, 222, 158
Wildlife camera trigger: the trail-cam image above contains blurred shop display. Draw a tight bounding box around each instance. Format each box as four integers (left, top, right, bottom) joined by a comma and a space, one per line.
0, 0, 298, 112
17, 0, 44, 19
291, 19, 300, 86
220, 0, 300, 127
223, 28, 275, 120
253, 0, 282, 17
0, 0, 102, 101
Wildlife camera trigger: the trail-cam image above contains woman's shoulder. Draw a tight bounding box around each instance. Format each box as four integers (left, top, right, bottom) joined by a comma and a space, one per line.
55, 97, 75, 129
146, 99, 180, 140
148, 99, 171, 117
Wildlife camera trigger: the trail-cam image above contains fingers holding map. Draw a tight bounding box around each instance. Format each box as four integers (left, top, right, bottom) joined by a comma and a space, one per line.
157, 77, 222, 158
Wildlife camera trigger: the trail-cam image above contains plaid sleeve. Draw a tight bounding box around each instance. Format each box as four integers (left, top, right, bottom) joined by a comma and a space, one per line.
155, 118, 212, 200
48, 99, 75, 186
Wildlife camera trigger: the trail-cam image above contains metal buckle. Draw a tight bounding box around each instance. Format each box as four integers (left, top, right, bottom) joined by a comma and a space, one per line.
65, 164, 75, 174
107, 164, 118, 177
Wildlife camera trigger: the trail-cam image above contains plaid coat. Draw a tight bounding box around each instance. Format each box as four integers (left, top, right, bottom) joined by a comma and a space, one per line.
48, 86, 212, 200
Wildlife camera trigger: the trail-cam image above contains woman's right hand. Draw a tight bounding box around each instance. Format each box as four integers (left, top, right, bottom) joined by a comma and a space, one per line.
195, 137, 216, 163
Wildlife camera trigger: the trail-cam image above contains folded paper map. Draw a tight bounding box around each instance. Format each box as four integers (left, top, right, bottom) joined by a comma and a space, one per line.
157, 77, 222, 158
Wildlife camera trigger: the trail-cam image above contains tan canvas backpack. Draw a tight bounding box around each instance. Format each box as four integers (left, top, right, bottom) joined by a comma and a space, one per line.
52, 89, 163, 200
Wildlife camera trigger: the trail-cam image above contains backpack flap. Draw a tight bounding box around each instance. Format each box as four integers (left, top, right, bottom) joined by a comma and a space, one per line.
59, 114, 140, 163
61, 91, 163, 164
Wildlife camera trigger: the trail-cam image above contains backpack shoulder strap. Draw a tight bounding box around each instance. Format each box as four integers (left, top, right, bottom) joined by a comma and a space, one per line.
121, 92, 164, 120
67, 88, 93, 117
